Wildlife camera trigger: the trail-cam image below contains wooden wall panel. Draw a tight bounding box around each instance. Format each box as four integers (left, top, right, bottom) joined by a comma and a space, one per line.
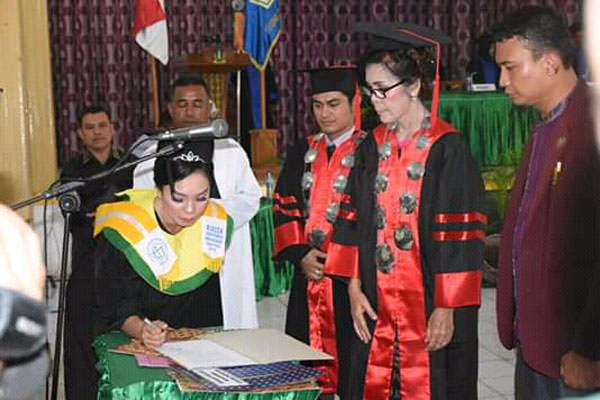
0, 0, 57, 208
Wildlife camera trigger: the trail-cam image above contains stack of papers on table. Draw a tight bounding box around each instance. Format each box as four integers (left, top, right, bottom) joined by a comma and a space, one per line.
158, 328, 331, 368
156, 328, 331, 392
159, 338, 255, 368
169, 361, 322, 392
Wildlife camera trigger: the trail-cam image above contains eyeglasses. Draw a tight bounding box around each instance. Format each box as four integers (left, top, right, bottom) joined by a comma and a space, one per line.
361, 79, 406, 99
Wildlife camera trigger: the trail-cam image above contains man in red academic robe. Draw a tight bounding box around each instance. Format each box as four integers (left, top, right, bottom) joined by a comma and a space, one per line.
272, 67, 371, 399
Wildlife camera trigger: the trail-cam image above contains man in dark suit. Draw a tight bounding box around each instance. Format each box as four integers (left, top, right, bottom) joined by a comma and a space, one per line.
61, 105, 133, 399
492, 6, 600, 398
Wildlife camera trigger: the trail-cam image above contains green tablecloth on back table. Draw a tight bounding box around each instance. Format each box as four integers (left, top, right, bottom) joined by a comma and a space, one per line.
93, 332, 320, 400
437, 91, 539, 167
251, 198, 294, 301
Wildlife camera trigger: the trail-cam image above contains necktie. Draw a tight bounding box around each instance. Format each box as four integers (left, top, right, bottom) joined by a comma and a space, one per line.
327, 144, 335, 160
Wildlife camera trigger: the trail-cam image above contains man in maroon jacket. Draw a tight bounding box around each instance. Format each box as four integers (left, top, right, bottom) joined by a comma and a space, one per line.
492, 6, 600, 398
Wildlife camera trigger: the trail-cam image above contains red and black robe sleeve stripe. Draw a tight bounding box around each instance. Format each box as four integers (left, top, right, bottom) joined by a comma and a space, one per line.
325, 184, 360, 279
421, 133, 486, 310
272, 139, 311, 264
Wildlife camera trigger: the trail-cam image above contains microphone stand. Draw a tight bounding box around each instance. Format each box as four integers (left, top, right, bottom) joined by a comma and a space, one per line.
11, 141, 184, 400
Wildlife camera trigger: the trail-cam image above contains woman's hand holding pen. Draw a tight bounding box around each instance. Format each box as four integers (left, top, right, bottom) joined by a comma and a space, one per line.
141, 318, 168, 347
122, 316, 169, 346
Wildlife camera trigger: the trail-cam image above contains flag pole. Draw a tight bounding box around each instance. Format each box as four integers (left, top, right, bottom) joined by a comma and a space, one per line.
260, 67, 267, 129
148, 54, 160, 127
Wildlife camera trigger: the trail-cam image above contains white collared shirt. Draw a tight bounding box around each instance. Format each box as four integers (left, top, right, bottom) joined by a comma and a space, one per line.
324, 125, 355, 148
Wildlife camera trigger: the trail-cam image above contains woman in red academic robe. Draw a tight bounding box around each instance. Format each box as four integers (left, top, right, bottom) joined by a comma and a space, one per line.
344, 23, 486, 400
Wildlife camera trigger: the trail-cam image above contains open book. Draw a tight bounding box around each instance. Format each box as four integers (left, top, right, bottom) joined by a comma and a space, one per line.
157, 328, 332, 370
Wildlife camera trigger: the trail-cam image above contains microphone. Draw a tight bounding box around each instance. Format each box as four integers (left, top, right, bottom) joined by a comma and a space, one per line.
152, 119, 229, 141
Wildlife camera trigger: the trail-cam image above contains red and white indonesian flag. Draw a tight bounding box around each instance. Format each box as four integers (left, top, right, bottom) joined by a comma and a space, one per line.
133, 0, 169, 65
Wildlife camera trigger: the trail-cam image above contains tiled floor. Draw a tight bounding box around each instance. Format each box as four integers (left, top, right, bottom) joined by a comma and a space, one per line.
257, 287, 516, 399
477, 288, 516, 399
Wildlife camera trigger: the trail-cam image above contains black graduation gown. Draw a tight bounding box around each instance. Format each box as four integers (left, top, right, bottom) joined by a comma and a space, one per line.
60, 149, 132, 400
273, 134, 376, 398
272, 138, 313, 343
93, 235, 222, 334
345, 132, 485, 400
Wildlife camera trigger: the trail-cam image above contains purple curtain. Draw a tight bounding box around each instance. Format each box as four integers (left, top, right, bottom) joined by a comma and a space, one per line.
49, 0, 235, 165
49, 0, 582, 163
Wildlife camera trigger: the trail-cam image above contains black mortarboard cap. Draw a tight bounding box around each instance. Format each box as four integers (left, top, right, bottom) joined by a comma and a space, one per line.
354, 22, 451, 52
298, 66, 362, 130
353, 22, 451, 128
300, 66, 358, 98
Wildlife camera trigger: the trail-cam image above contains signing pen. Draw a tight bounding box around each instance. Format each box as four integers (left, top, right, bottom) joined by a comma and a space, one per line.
143, 318, 165, 331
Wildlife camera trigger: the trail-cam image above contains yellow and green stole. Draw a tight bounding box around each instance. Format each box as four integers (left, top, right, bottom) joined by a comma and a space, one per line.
93, 189, 233, 295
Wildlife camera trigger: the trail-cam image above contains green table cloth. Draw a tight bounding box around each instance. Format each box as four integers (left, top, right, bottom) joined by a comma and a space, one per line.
93, 332, 320, 400
251, 198, 294, 301
436, 91, 539, 167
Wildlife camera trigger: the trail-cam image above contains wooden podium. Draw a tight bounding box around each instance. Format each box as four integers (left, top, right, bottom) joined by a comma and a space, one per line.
250, 128, 279, 182
172, 48, 250, 142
